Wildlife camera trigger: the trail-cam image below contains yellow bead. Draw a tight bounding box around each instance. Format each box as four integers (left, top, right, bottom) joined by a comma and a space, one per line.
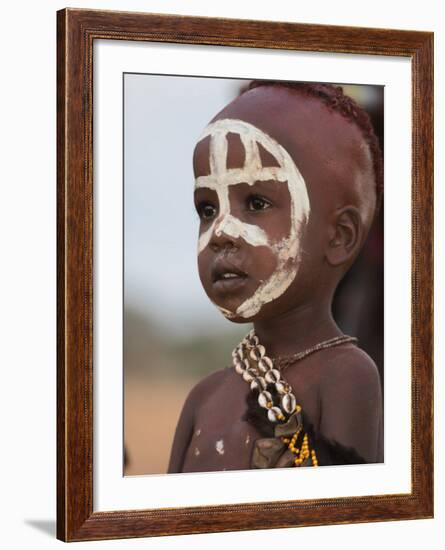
311, 449, 318, 467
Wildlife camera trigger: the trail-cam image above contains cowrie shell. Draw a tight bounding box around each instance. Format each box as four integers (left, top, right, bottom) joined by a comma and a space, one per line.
233, 356, 243, 367
249, 345, 265, 361
234, 360, 245, 375
250, 335, 259, 346
250, 377, 267, 391
265, 369, 281, 384
276, 381, 291, 394
242, 369, 256, 383
258, 390, 273, 408
258, 356, 273, 372
282, 393, 297, 414
267, 407, 283, 423
256, 345, 266, 358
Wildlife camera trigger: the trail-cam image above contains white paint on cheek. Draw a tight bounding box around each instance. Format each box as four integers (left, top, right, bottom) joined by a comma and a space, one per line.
195, 119, 311, 318
235, 222, 306, 319
215, 215, 269, 246
215, 439, 225, 455
198, 214, 269, 253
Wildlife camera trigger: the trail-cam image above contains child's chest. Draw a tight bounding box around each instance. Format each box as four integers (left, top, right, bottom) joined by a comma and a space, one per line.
180, 366, 322, 473
181, 373, 260, 472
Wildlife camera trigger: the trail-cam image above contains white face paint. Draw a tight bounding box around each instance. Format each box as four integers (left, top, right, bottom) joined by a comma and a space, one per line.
195, 119, 310, 319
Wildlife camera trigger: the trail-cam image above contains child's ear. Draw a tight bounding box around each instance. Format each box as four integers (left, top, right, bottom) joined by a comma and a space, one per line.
325, 206, 363, 267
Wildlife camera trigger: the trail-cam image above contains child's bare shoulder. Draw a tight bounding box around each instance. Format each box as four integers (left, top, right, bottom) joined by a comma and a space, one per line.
184, 367, 231, 408
316, 345, 382, 462
319, 344, 381, 393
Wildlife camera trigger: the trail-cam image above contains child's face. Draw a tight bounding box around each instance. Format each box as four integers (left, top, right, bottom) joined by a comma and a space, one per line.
194, 118, 310, 321
193, 86, 375, 322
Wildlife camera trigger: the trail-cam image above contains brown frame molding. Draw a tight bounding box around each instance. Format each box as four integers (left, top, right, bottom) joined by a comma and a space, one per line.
57, 8, 433, 542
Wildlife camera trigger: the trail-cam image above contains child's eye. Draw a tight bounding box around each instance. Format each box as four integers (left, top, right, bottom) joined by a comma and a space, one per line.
197, 202, 217, 221
247, 195, 272, 212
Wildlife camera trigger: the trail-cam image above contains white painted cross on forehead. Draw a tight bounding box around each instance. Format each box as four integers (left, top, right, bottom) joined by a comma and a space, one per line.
195, 119, 298, 254
195, 118, 311, 319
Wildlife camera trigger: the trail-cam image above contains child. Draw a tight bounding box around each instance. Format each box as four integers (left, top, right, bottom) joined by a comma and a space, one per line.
168, 81, 383, 473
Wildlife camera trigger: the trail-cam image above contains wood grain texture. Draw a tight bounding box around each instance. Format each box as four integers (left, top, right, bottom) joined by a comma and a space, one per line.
56, 8, 434, 542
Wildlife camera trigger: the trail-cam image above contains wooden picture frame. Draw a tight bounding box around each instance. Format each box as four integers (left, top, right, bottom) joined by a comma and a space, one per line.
57, 8, 433, 542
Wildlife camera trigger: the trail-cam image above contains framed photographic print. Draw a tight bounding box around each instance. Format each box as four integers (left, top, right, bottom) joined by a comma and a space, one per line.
57, 8, 433, 542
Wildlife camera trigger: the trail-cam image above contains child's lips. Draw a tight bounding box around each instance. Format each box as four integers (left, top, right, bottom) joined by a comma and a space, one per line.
213, 274, 249, 293
211, 260, 249, 293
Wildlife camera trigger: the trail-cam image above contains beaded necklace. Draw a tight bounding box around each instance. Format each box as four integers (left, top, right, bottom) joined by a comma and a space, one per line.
275, 334, 358, 371
232, 330, 357, 468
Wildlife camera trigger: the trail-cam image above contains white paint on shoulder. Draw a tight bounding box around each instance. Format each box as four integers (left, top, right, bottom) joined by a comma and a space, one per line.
215, 439, 225, 455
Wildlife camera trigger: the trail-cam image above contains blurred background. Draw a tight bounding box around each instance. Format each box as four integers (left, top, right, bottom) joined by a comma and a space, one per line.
123, 74, 384, 475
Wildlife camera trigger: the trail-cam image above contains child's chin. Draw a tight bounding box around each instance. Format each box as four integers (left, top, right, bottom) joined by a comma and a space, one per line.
225, 314, 252, 324
216, 306, 256, 324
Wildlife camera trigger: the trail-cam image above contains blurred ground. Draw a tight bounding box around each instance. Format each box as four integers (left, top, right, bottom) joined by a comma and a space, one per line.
124, 375, 198, 475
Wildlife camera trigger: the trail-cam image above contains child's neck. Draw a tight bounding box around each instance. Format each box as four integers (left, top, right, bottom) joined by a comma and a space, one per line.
253, 299, 341, 359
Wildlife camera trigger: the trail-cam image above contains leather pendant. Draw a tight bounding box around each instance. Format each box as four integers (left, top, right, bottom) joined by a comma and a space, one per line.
274, 409, 302, 438
251, 438, 286, 469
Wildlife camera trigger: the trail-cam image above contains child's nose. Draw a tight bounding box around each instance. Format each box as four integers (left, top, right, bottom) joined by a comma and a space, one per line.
209, 215, 239, 252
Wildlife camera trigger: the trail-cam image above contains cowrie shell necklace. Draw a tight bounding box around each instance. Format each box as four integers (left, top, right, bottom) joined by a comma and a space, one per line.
232, 329, 357, 423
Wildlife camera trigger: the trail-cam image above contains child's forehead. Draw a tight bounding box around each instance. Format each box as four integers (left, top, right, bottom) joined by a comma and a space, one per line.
193, 86, 374, 206
193, 120, 285, 178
